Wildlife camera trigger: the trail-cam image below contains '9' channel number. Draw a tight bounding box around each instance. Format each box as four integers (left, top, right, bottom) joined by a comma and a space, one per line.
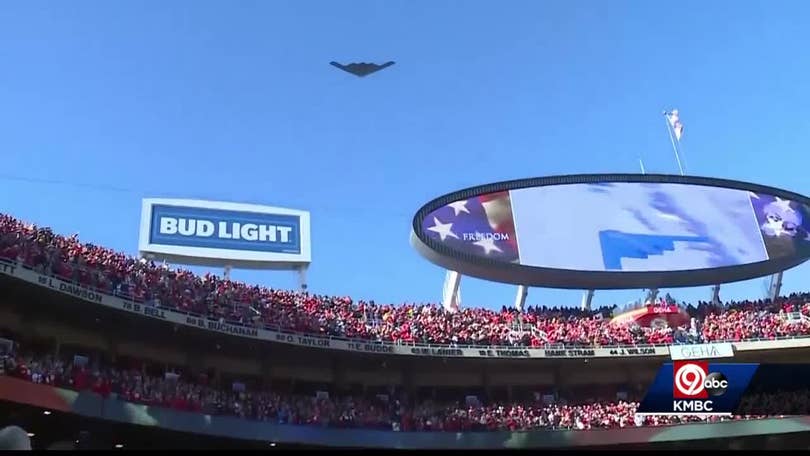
673, 361, 728, 398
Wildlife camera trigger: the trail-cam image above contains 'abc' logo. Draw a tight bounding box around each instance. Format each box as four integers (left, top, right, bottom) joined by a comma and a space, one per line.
673, 361, 728, 399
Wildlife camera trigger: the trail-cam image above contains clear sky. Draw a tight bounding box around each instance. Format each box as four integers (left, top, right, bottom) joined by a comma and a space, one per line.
2, 0, 810, 310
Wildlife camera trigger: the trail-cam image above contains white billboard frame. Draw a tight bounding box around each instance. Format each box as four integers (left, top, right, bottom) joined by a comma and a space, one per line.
138, 198, 311, 270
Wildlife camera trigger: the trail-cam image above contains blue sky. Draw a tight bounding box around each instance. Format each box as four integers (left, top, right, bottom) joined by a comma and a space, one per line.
2, 0, 810, 310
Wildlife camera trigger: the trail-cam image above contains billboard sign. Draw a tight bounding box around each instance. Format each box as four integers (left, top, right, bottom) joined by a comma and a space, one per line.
637, 362, 758, 416
139, 198, 311, 268
411, 174, 810, 289
669, 343, 735, 361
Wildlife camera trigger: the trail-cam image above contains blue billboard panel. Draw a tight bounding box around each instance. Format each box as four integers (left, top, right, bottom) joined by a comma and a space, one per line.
149, 205, 301, 254
139, 199, 311, 268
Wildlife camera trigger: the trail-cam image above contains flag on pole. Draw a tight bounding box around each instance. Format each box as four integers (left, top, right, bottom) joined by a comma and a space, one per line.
665, 109, 684, 141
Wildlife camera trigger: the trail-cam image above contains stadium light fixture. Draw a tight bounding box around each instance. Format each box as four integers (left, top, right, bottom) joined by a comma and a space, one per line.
26, 433, 34, 438
42, 411, 51, 415
115, 444, 124, 449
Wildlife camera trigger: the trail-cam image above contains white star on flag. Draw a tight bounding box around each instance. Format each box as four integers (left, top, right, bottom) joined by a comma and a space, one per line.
764, 219, 787, 237
428, 217, 459, 241
473, 236, 503, 255
773, 197, 794, 213
448, 200, 470, 216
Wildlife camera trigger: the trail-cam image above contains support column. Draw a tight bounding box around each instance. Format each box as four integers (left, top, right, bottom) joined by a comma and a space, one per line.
187, 349, 205, 378
298, 266, 309, 292
223, 265, 232, 281
402, 362, 415, 398
514, 286, 528, 312
581, 290, 595, 311
331, 356, 345, 390
482, 366, 491, 401
711, 284, 721, 306
442, 270, 461, 312
260, 354, 274, 389
769, 272, 783, 303
107, 336, 118, 364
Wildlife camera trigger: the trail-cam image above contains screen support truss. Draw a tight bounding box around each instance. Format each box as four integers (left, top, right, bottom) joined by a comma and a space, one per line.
710, 284, 721, 306
297, 266, 308, 291
515, 285, 528, 312
442, 272, 528, 313
442, 270, 462, 312
581, 289, 594, 311
769, 271, 783, 302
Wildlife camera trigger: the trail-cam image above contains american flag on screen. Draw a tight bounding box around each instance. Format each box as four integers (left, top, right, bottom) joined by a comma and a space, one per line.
421, 191, 520, 263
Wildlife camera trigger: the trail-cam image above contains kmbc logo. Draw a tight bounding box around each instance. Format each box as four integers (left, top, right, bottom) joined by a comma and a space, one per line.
673, 361, 728, 399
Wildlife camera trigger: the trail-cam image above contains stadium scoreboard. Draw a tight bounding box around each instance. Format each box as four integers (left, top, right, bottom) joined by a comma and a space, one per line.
412, 174, 810, 289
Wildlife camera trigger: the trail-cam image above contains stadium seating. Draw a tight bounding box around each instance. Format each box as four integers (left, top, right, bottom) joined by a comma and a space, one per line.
2, 347, 764, 432
2, 213, 809, 349
3, 213, 806, 434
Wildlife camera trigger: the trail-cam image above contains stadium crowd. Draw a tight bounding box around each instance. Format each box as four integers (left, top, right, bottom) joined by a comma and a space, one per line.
1, 348, 765, 432
2, 214, 810, 349
0, 213, 802, 433
737, 390, 810, 416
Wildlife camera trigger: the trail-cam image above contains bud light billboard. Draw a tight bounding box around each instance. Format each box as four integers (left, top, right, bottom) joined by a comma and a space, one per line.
139, 199, 311, 268
411, 174, 810, 289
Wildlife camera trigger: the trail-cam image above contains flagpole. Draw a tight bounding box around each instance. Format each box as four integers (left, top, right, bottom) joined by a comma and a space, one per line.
662, 110, 729, 305
663, 112, 685, 176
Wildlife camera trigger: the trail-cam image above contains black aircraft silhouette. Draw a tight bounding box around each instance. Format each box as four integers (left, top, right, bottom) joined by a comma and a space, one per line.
330, 61, 395, 77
